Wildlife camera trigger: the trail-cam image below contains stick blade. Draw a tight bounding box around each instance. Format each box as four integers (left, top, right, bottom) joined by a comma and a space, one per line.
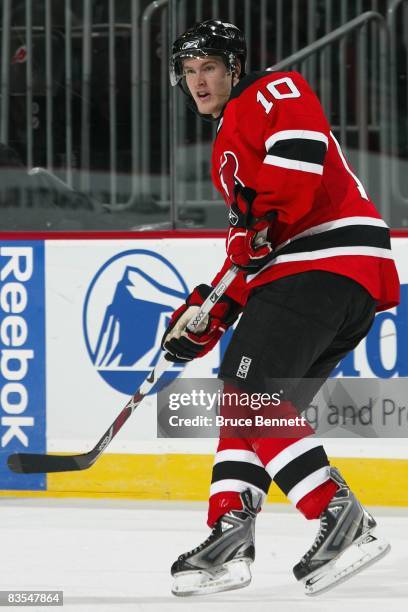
7, 452, 91, 474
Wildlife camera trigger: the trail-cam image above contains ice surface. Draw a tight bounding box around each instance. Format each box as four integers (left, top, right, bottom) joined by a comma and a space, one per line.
0, 498, 407, 612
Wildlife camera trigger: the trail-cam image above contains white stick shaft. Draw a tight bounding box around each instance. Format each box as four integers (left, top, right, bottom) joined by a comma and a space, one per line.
139, 264, 239, 395
186, 264, 239, 332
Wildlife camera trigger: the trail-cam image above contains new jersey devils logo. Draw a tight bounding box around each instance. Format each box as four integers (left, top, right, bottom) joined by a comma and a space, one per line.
219, 151, 245, 206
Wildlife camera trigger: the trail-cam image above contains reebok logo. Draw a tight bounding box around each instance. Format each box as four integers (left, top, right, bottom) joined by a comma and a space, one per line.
329, 505, 343, 517
182, 40, 200, 50
236, 356, 252, 379
359, 534, 377, 545
220, 521, 234, 532
228, 209, 239, 226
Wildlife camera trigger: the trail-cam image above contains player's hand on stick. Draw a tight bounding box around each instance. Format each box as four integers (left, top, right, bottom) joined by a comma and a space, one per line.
161, 284, 241, 363
226, 186, 274, 271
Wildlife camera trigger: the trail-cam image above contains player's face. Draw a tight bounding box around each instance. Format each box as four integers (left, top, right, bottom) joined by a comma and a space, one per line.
183, 56, 237, 117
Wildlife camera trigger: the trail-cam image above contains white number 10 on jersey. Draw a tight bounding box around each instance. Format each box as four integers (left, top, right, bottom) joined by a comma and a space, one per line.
256, 76, 301, 114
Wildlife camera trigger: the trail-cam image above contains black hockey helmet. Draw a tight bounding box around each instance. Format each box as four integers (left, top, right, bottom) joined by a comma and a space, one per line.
169, 19, 247, 87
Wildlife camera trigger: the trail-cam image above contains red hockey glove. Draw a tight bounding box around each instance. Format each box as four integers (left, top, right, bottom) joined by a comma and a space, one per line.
227, 186, 275, 271
161, 284, 241, 363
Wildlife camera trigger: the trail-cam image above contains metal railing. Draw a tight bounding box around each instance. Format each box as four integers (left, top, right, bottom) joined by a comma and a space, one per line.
167, 0, 392, 226
0, 0, 405, 228
0, 0, 141, 209
269, 11, 390, 220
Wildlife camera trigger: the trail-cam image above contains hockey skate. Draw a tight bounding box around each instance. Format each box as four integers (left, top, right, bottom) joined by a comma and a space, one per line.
293, 466, 390, 596
171, 489, 262, 597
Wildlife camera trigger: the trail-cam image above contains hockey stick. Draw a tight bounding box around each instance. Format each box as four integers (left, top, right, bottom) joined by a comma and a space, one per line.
7, 265, 239, 474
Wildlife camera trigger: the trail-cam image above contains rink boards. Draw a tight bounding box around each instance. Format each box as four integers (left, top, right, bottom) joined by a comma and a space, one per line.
0, 232, 408, 504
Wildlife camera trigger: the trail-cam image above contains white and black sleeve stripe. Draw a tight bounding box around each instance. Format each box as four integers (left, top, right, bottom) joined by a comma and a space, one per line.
264, 130, 329, 175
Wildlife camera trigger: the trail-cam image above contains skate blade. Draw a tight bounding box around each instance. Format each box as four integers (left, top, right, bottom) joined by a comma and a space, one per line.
304, 530, 391, 596
172, 558, 252, 597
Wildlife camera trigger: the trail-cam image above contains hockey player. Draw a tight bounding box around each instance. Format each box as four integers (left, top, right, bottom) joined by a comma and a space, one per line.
163, 20, 399, 597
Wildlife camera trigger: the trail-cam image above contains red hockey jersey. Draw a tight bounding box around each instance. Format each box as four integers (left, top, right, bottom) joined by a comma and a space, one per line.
211, 71, 400, 312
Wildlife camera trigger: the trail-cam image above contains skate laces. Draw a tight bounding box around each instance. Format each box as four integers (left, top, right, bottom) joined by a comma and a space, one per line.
182, 524, 219, 559
302, 514, 329, 563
